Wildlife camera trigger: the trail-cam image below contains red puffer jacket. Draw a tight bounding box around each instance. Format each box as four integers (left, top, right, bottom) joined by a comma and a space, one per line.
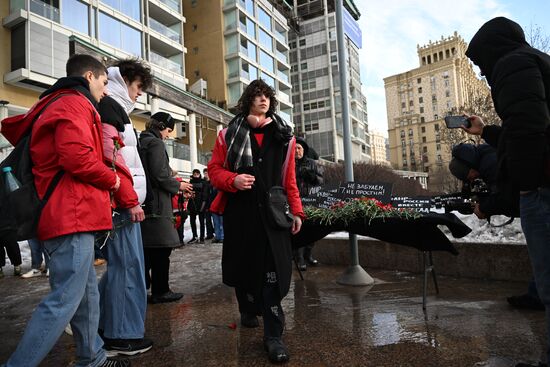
1, 89, 117, 240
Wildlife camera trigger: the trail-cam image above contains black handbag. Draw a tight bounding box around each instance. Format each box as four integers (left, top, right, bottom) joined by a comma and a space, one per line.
266, 186, 294, 230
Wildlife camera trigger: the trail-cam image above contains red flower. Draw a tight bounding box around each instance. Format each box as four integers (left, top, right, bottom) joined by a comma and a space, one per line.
112, 136, 125, 150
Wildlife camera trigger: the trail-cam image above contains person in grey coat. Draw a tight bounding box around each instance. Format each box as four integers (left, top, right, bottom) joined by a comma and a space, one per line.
139, 112, 193, 304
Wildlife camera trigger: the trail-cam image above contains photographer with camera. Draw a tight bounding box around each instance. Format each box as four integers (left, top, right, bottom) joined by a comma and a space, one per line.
451, 143, 544, 312
187, 169, 207, 244
449, 143, 519, 219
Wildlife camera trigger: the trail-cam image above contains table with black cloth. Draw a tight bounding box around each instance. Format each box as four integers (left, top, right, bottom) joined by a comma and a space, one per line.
292, 212, 471, 255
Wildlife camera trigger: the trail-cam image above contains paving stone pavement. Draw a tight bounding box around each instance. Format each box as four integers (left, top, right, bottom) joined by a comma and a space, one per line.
0, 241, 546, 366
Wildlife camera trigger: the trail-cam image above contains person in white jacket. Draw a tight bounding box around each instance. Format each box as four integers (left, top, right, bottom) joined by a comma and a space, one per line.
96, 59, 153, 357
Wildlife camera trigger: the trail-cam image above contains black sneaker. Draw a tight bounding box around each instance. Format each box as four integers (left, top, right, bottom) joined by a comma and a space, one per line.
103, 337, 153, 357
100, 356, 131, 366
187, 238, 198, 244
263, 336, 290, 363
150, 291, 183, 304
507, 294, 545, 311
205, 235, 214, 240
240, 312, 259, 328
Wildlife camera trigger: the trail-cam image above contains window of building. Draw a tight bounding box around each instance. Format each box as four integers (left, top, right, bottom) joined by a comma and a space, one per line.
417, 78, 421, 84
419, 97, 423, 103
193, 47, 199, 54
434, 114, 438, 120
420, 117, 425, 123
408, 129, 413, 136
444, 79, 450, 87
194, 69, 200, 77
259, 29, 272, 51
422, 136, 426, 143
99, 12, 142, 56
192, 24, 198, 31
401, 102, 406, 108
434, 123, 439, 131
261, 72, 275, 88
409, 100, 414, 106
421, 126, 426, 133
258, 6, 271, 31
418, 87, 422, 94
62, 0, 89, 35
259, 50, 274, 73
442, 71, 449, 79
423, 146, 428, 153
331, 55, 337, 63
436, 144, 441, 151
400, 130, 405, 137
191, 0, 197, 7
299, 39, 306, 46
245, 0, 254, 15
445, 90, 450, 97
301, 62, 307, 70
249, 65, 258, 80
100, 0, 140, 21
420, 107, 424, 113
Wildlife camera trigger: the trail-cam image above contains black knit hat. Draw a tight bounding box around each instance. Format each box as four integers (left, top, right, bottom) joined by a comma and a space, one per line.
449, 158, 471, 181
151, 112, 175, 130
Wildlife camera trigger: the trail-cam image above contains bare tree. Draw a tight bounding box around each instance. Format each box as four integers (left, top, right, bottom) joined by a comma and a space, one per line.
527, 23, 550, 53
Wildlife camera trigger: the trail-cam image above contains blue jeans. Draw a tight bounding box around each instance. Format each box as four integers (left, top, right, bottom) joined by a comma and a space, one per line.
99, 210, 147, 339
5, 233, 106, 367
28, 238, 48, 270
212, 213, 224, 241
520, 187, 550, 362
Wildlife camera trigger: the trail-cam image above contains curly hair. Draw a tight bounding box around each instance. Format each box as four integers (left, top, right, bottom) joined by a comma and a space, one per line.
112, 58, 153, 90
236, 79, 278, 115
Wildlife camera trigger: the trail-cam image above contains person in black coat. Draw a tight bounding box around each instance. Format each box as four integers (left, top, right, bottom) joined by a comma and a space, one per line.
139, 112, 193, 304
187, 169, 207, 244
463, 17, 550, 367
294, 137, 323, 270
202, 168, 215, 240
207, 79, 304, 363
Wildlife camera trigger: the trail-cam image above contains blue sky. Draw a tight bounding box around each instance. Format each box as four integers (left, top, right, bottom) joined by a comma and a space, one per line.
353, 0, 550, 135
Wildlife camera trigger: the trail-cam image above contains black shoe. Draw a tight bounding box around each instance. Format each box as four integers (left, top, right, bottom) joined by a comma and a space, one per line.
264, 337, 290, 363
103, 337, 153, 357
307, 256, 318, 266
187, 238, 198, 244
507, 294, 545, 311
100, 356, 131, 367
516, 363, 548, 367
199, 238, 205, 244
150, 291, 183, 304
212, 239, 223, 243
240, 312, 259, 328
205, 235, 214, 240
298, 263, 307, 271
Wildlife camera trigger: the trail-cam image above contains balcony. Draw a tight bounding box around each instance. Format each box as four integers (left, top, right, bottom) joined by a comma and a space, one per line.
158, 0, 180, 12
279, 110, 291, 123
29, 0, 60, 22
150, 51, 182, 74
277, 90, 291, 105
274, 31, 285, 44
149, 17, 181, 43
277, 70, 289, 84
275, 49, 288, 64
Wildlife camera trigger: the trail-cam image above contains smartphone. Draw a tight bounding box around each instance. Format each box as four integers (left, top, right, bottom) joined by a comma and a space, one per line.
444, 115, 471, 129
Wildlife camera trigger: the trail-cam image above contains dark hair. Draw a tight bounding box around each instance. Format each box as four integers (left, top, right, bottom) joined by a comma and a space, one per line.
192, 169, 201, 175
66, 54, 107, 78
146, 117, 167, 131
112, 58, 153, 90
236, 79, 278, 115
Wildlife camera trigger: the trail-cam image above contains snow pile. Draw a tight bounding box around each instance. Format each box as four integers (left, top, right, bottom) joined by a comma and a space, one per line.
448, 213, 525, 244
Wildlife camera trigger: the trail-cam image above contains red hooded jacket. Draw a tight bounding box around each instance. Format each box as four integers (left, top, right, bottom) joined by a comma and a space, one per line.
1, 86, 117, 240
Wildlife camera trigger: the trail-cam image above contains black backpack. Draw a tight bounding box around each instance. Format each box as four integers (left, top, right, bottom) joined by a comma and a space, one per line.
0, 95, 66, 240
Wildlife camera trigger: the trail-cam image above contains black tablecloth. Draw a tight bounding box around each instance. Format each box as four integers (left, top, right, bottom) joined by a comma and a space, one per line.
291, 212, 470, 255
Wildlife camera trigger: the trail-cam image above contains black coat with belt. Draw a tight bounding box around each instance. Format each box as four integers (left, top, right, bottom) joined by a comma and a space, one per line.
139, 129, 181, 248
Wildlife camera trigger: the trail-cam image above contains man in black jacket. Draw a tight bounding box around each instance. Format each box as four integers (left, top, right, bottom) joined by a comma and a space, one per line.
464, 17, 550, 367
294, 137, 323, 270
187, 169, 207, 244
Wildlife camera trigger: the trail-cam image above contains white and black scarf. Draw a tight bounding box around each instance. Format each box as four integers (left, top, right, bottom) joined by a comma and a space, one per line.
225, 112, 292, 172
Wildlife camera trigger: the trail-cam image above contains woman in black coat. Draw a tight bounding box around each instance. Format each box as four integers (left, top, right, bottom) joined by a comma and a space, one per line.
139, 112, 192, 304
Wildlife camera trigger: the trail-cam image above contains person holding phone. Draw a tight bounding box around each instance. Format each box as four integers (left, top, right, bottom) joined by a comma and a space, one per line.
463, 17, 550, 367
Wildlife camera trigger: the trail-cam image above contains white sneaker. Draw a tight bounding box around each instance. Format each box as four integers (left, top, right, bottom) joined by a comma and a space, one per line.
46, 269, 49, 277
64, 324, 73, 336
21, 269, 43, 278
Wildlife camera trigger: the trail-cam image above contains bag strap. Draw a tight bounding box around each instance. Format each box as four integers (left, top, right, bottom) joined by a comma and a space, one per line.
30, 93, 70, 203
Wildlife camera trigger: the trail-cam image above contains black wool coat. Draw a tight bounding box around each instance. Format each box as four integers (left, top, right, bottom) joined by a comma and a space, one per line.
222, 123, 293, 298
139, 129, 181, 248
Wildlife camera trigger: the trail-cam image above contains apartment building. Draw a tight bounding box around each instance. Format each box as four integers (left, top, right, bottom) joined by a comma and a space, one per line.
369, 130, 389, 166
384, 32, 489, 190
289, 0, 370, 163
0, 0, 230, 171
183, 0, 293, 123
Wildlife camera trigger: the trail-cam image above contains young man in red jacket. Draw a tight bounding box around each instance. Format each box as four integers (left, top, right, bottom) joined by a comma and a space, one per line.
1, 54, 128, 367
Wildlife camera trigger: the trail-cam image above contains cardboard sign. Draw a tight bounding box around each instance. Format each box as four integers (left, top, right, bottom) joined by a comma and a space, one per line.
391, 196, 432, 213
336, 182, 393, 204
